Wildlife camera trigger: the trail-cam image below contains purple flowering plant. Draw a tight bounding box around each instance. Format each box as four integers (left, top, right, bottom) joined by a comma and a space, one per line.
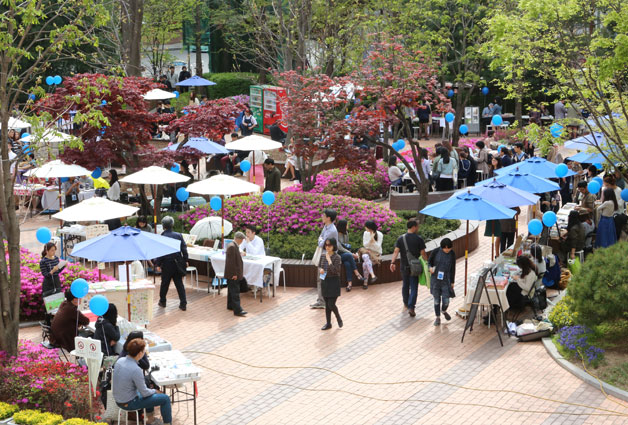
557, 325, 605, 366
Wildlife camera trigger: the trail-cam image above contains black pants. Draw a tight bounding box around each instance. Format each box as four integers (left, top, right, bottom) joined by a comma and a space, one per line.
506, 282, 526, 310
159, 264, 187, 307
324, 296, 341, 325
227, 279, 243, 314
500, 232, 515, 252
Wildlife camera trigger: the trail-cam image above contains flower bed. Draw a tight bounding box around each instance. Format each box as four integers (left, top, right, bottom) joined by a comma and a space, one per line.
9, 246, 114, 320
283, 162, 390, 200
180, 192, 399, 235
0, 341, 102, 420
0, 403, 99, 424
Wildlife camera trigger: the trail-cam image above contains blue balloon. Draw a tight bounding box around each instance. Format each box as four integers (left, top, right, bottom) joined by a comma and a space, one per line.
60, 177, 69, 182
239, 160, 251, 173
89, 295, 109, 316
53, 75, 62, 85
482, 86, 489, 95
45, 76, 54, 86
593, 176, 603, 186
176, 187, 189, 202
170, 163, 180, 173
173, 91, 180, 98
528, 219, 543, 236
587, 180, 601, 194
183, 110, 189, 115
491, 115, 503, 126
71, 278, 89, 298
447, 89, 454, 98
542, 211, 557, 227
394, 139, 405, 151
23, 146, 32, 154
20, 132, 30, 139
593, 162, 603, 170
498, 144, 506, 153
459, 124, 468, 135
555, 163, 568, 178
345, 114, 351, 120
91, 167, 102, 179
550, 123, 563, 138
445, 112, 454, 123
621, 188, 628, 202
210, 196, 222, 211
101, 100, 107, 106
28, 93, 36, 101
36, 227, 52, 244
262, 191, 275, 206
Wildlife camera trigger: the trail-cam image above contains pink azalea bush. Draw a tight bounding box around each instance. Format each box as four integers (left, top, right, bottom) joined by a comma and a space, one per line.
0, 340, 101, 419
180, 192, 400, 234
283, 161, 390, 200
9, 246, 114, 319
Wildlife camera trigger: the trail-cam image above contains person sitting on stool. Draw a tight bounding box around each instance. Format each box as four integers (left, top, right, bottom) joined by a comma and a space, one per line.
225, 232, 247, 317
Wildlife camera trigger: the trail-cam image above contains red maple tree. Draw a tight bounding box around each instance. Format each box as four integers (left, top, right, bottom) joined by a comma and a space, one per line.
277, 70, 373, 191
166, 98, 244, 141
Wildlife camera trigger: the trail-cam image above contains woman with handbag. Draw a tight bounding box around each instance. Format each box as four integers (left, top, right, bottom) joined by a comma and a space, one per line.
336, 220, 363, 292
359, 221, 383, 289
428, 238, 456, 326
319, 238, 343, 330
40, 242, 65, 297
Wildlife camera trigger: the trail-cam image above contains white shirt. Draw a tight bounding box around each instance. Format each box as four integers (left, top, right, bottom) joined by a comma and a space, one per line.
388, 166, 403, 182
362, 230, 383, 255
241, 235, 265, 256
107, 181, 120, 201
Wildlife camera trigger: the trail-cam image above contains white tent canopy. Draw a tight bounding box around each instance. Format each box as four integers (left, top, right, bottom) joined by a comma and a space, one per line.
52, 197, 138, 222
187, 174, 260, 196
143, 89, 177, 101
224, 135, 282, 152
30, 160, 90, 179
120, 166, 190, 185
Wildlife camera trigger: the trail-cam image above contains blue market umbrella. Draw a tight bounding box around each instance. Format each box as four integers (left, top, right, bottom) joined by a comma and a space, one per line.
176, 75, 216, 87
564, 132, 607, 150
71, 226, 181, 320
162, 143, 180, 151
567, 151, 608, 164
483, 171, 560, 194
183, 137, 229, 154
495, 157, 577, 178
421, 192, 516, 294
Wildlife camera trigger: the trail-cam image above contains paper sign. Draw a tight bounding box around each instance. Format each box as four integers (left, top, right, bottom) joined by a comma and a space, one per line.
43, 292, 64, 313
74, 337, 101, 359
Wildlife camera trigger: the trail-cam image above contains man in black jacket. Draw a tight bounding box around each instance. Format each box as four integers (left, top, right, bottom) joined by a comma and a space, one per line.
155, 216, 189, 311
178, 66, 191, 92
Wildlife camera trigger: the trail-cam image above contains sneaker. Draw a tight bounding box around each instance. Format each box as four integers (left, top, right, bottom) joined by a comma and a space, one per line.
434, 317, 441, 326
443, 312, 451, 321
310, 303, 325, 309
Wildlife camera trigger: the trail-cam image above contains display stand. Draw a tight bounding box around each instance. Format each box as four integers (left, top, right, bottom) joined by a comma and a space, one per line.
461, 268, 508, 346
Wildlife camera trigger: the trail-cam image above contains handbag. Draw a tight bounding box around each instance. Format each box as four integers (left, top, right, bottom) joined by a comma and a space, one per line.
402, 234, 423, 277
239, 278, 249, 293
175, 256, 187, 277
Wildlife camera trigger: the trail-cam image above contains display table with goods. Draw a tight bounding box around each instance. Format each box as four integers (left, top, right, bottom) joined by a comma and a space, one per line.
188, 246, 282, 298
149, 350, 201, 425
78, 279, 156, 324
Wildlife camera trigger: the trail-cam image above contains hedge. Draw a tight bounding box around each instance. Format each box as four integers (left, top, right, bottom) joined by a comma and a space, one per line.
201, 72, 258, 99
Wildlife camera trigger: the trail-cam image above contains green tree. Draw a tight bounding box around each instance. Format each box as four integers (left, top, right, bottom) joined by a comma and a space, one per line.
0, 0, 108, 356
486, 0, 628, 168
142, 0, 186, 78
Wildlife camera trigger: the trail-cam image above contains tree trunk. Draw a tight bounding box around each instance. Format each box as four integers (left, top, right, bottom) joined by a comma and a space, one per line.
120, 0, 144, 76
195, 2, 203, 77
515, 96, 523, 127
452, 92, 464, 146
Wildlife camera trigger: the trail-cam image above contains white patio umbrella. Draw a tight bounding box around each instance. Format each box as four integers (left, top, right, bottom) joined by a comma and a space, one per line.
21, 129, 75, 144
52, 197, 139, 222
0, 117, 31, 130
143, 89, 177, 101
190, 216, 233, 240
120, 166, 191, 232
224, 135, 282, 184
187, 174, 260, 243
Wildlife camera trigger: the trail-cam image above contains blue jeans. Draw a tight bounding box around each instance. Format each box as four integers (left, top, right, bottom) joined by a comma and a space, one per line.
119, 393, 172, 423
340, 252, 357, 283
401, 273, 419, 310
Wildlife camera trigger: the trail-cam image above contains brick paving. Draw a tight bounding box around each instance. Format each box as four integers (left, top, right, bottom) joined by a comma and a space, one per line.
17, 200, 628, 424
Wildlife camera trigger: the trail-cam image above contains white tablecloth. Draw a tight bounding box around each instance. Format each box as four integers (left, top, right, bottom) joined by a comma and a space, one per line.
465, 272, 511, 312
78, 189, 96, 201
42, 189, 60, 211
149, 350, 201, 386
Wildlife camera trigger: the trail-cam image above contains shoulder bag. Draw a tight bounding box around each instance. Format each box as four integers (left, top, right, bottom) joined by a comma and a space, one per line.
402, 234, 423, 277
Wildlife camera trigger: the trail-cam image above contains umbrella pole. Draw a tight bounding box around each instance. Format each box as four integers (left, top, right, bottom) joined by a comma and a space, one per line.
464, 219, 469, 296
253, 151, 256, 185
221, 195, 225, 247
153, 184, 157, 234
490, 221, 494, 261
126, 261, 132, 322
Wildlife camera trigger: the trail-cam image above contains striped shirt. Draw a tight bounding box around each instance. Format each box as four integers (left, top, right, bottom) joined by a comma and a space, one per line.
40, 256, 60, 278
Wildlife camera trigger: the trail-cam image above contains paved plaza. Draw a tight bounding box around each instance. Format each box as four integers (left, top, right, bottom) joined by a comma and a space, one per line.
18, 213, 628, 425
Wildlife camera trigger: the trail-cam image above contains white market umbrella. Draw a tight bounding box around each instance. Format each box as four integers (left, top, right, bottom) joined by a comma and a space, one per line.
190, 216, 233, 240
187, 174, 260, 242
143, 89, 177, 101
30, 159, 90, 179
120, 166, 191, 232
21, 129, 75, 144
0, 117, 31, 130
52, 197, 139, 222
225, 135, 282, 184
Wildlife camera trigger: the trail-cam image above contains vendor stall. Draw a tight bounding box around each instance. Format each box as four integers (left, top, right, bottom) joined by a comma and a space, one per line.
80, 279, 156, 324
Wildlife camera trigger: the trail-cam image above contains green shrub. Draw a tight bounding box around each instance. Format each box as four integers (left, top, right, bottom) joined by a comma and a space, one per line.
548, 296, 578, 329
202, 72, 258, 99
593, 319, 628, 345
568, 242, 628, 333
0, 402, 18, 420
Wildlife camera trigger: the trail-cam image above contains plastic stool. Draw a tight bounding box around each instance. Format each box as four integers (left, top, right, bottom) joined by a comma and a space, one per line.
186, 266, 199, 290
117, 406, 147, 425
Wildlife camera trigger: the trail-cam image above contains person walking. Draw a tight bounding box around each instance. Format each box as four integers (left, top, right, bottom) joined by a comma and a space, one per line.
166, 66, 178, 90
225, 232, 247, 316
155, 216, 188, 311
428, 238, 456, 326
178, 66, 191, 92
319, 238, 343, 330
263, 158, 281, 193
310, 209, 338, 309
390, 219, 427, 317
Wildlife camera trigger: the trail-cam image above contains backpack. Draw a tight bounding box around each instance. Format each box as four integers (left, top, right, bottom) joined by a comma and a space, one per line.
542, 254, 561, 288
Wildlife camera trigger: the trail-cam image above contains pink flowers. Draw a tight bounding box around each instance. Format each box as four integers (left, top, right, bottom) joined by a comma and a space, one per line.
180, 192, 400, 234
